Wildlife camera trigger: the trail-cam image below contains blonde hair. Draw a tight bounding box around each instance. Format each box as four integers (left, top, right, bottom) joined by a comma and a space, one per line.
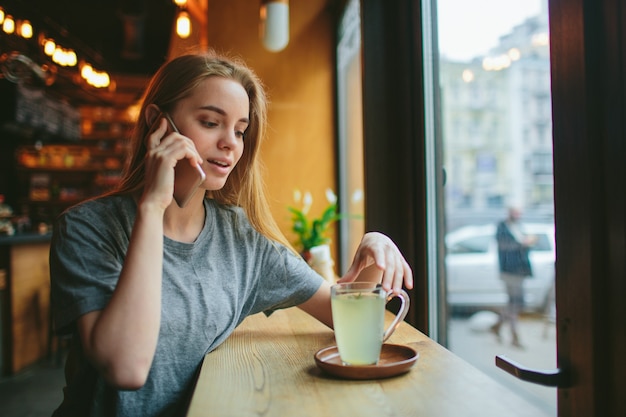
113, 52, 295, 252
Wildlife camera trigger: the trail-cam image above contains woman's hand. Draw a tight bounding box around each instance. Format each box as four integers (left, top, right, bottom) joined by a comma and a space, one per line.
299, 232, 412, 328
142, 118, 203, 210
338, 232, 413, 294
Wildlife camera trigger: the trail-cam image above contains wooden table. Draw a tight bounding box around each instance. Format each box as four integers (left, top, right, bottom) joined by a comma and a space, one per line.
186, 308, 550, 417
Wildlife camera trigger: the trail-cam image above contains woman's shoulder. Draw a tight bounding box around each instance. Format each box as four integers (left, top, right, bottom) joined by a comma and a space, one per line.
59, 194, 136, 225
66, 194, 133, 212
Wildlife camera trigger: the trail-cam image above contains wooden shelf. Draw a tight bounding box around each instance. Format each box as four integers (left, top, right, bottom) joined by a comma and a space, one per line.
16, 166, 103, 173
18, 198, 89, 207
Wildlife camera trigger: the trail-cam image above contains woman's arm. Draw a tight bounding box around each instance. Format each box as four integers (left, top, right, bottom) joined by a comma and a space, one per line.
76, 119, 199, 389
77, 201, 165, 390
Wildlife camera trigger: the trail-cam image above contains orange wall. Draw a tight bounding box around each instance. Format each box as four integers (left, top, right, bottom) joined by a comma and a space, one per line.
204, 1, 339, 253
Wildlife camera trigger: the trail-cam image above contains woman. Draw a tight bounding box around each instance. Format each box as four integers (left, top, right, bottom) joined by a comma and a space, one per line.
50, 52, 413, 416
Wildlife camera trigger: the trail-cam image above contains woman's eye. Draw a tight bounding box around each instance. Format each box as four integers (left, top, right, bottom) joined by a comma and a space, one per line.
236, 131, 246, 140
202, 120, 218, 128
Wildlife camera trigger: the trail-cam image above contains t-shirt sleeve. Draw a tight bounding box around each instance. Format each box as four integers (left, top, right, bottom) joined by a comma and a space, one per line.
248, 242, 325, 316
50, 202, 130, 334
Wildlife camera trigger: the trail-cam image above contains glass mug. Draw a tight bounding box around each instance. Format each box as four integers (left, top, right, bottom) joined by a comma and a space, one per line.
330, 282, 410, 366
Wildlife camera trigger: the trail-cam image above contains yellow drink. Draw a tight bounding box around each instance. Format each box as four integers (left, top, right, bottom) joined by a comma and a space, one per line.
331, 292, 386, 365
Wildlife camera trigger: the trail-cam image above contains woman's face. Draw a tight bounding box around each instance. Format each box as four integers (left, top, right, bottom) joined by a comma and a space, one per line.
169, 76, 250, 191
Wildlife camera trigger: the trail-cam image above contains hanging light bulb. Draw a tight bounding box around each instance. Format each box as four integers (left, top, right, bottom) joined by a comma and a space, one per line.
176, 10, 191, 39
80, 62, 110, 88
66, 49, 77, 67
259, 0, 289, 52
173, 0, 187, 6
2, 14, 15, 34
18, 20, 33, 39
81, 62, 93, 79
43, 39, 56, 56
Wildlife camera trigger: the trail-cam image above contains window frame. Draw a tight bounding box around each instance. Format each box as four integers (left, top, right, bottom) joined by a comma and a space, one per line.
357, 0, 625, 415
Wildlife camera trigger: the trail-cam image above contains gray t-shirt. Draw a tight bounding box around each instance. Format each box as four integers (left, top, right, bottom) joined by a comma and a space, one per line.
50, 195, 324, 417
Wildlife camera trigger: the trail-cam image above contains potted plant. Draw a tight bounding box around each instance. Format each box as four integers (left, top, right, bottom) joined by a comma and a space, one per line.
288, 189, 361, 282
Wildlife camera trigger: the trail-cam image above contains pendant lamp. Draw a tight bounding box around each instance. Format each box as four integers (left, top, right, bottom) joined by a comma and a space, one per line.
260, 0, 289, 52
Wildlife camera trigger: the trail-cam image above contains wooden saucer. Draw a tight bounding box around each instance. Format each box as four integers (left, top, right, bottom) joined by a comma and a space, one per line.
314, 344, 418, 380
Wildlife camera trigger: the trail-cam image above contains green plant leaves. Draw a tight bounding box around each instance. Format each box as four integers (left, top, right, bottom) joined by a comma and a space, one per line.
288, 190, 363, 253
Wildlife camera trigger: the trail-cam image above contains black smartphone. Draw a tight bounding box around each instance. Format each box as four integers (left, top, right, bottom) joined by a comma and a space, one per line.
150, 112, 206, 208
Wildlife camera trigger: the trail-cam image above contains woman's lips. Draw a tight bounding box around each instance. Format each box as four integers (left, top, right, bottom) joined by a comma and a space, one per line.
206, 159, 231, 175
209, 159, 229, 167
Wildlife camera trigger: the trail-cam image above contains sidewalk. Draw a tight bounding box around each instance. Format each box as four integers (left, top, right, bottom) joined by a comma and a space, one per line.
448, 312, 557, 416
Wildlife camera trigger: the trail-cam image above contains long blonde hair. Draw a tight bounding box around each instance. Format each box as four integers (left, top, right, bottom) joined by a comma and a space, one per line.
113, 52, 295, 252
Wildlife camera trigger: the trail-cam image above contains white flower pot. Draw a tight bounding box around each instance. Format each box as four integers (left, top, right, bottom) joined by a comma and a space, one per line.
307, 244, 336, 283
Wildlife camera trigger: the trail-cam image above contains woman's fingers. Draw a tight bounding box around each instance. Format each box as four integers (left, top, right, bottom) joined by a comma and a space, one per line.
339, 232, 413, 293
380, 249, 413, 293
146, 118, 168, 150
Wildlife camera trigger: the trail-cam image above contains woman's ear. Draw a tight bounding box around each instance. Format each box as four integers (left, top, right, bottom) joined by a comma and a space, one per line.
145, 104, 162, 128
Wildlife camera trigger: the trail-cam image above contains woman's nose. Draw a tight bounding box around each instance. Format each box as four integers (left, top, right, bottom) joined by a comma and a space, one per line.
218, 130, 237, 149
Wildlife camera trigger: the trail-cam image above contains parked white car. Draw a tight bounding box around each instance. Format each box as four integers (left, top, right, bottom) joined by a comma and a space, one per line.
445, 223, 555, 313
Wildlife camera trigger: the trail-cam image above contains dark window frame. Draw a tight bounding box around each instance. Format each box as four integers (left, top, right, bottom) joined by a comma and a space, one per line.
358, 0, 625, 415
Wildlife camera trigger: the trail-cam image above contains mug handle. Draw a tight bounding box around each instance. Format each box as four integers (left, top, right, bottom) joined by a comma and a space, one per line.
382, 289, 410, 342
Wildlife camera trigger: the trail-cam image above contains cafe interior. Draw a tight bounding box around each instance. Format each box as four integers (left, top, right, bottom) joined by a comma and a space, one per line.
0, 0, 623, 416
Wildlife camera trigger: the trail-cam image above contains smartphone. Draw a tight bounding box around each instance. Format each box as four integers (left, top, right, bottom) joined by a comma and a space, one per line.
151, 112, 206, 208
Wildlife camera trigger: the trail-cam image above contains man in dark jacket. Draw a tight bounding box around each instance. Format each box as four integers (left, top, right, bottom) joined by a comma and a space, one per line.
491, 207, 536, 348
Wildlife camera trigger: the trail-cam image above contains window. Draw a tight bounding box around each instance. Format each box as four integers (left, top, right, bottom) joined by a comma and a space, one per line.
433, 0, 557, 414
448, 235, 492, 254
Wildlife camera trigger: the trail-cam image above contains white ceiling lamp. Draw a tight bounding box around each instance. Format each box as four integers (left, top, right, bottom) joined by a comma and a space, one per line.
260, 0, 289, 52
